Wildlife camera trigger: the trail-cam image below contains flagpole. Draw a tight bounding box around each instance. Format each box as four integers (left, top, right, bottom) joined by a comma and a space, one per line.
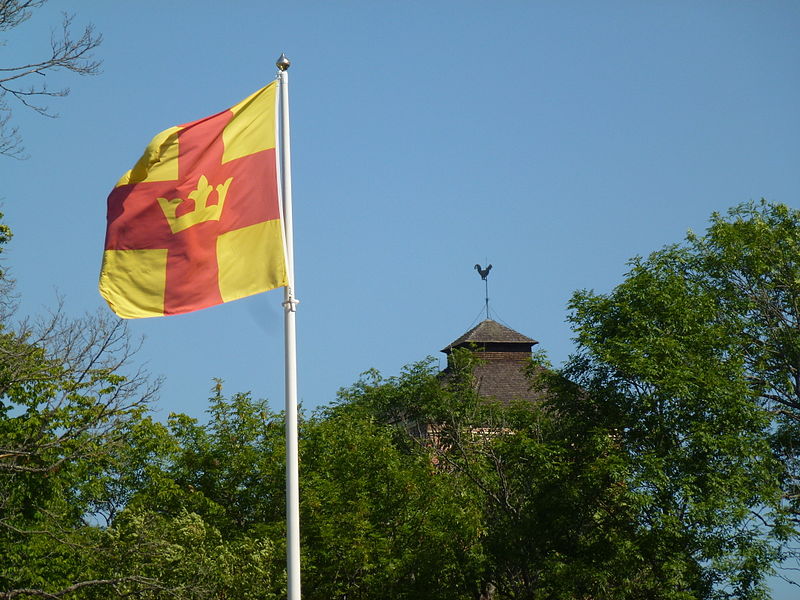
276, 52, 301, 600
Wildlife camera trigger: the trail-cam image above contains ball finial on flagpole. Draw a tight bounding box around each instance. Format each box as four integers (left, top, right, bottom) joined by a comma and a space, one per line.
276, 53, 291, 71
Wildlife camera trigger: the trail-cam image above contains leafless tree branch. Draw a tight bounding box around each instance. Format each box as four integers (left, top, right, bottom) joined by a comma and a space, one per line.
0, 576, 166, 599
0, 4, 101, 157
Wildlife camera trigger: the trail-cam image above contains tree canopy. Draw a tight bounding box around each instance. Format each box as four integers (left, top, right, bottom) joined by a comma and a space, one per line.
565, 200, 800, 594
2, 200, 799, 598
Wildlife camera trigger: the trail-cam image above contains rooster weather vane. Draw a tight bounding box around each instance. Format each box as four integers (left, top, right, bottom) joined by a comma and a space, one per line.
474, 263, 493, 319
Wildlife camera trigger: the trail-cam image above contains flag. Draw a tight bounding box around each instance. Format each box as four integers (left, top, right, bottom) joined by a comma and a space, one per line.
99, 81, 287, 318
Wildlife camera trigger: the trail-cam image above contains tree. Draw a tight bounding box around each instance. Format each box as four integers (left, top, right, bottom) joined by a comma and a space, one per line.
0, 1, 101, 158
0, 212, 168, 598
687, 202, 800, 520
0, 311, 167, 598
333, 354, 661, 599
5, 200, 796, 598
564, 199, 798, 597
0, 216, 284, 600
118, 382, 488, 600
303, 390, 487, 600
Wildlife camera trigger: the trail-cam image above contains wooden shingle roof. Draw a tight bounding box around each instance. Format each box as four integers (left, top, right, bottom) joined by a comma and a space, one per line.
441, 319, 537, 353
440, 320, 544, 404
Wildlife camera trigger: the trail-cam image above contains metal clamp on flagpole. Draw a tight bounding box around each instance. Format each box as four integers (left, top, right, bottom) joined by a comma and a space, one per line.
282, 294, 300, 313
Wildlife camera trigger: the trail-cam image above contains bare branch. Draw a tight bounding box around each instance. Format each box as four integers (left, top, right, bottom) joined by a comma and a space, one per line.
0, 107, 25, 158
0, 6, 102, 156
0, 2, 46, 32
1, 576, 165, 600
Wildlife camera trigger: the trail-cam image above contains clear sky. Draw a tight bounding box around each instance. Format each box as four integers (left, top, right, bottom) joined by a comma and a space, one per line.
3, 1, 800, 595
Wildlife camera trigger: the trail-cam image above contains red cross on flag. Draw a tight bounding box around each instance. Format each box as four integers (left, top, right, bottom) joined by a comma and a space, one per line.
99, 81, 287, 318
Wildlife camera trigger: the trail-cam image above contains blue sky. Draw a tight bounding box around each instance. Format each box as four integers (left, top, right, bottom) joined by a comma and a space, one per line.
3, 1, 799, 594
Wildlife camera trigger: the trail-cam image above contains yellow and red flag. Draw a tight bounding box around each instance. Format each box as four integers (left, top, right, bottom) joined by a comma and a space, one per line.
99, 81, 287, 318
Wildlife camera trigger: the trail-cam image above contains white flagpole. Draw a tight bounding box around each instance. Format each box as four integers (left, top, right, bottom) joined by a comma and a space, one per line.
276, 52, 301, 600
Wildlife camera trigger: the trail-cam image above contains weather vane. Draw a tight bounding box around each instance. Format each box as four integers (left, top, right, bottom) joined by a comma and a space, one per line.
474, 263, 492, 319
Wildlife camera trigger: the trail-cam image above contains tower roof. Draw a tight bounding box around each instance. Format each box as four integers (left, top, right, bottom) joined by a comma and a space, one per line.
439, 319, 543, 404
441, 319, 537, 353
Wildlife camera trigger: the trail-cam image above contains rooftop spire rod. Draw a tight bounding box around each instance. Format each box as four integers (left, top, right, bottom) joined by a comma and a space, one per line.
474, 263, 493, 319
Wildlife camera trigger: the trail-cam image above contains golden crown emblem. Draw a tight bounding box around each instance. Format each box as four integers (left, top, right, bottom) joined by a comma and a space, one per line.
158, 175, 234, 234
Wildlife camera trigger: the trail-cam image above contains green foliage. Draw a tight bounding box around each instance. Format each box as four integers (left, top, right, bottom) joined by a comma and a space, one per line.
302, 398, 486, 599
94, 508, 282, 600
0, 308, 159, 597
691, 203, 800, 514
0, 212, 11, 254
117, 380, 488, 600
3, 200, 798, 599
334, 356, 651, 599
563, 200, 797, 598
0, 214, 172, 598
161, 387, 287, 531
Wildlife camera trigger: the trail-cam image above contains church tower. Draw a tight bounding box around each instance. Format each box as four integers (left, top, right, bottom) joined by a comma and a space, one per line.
440, 319, 545, 404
